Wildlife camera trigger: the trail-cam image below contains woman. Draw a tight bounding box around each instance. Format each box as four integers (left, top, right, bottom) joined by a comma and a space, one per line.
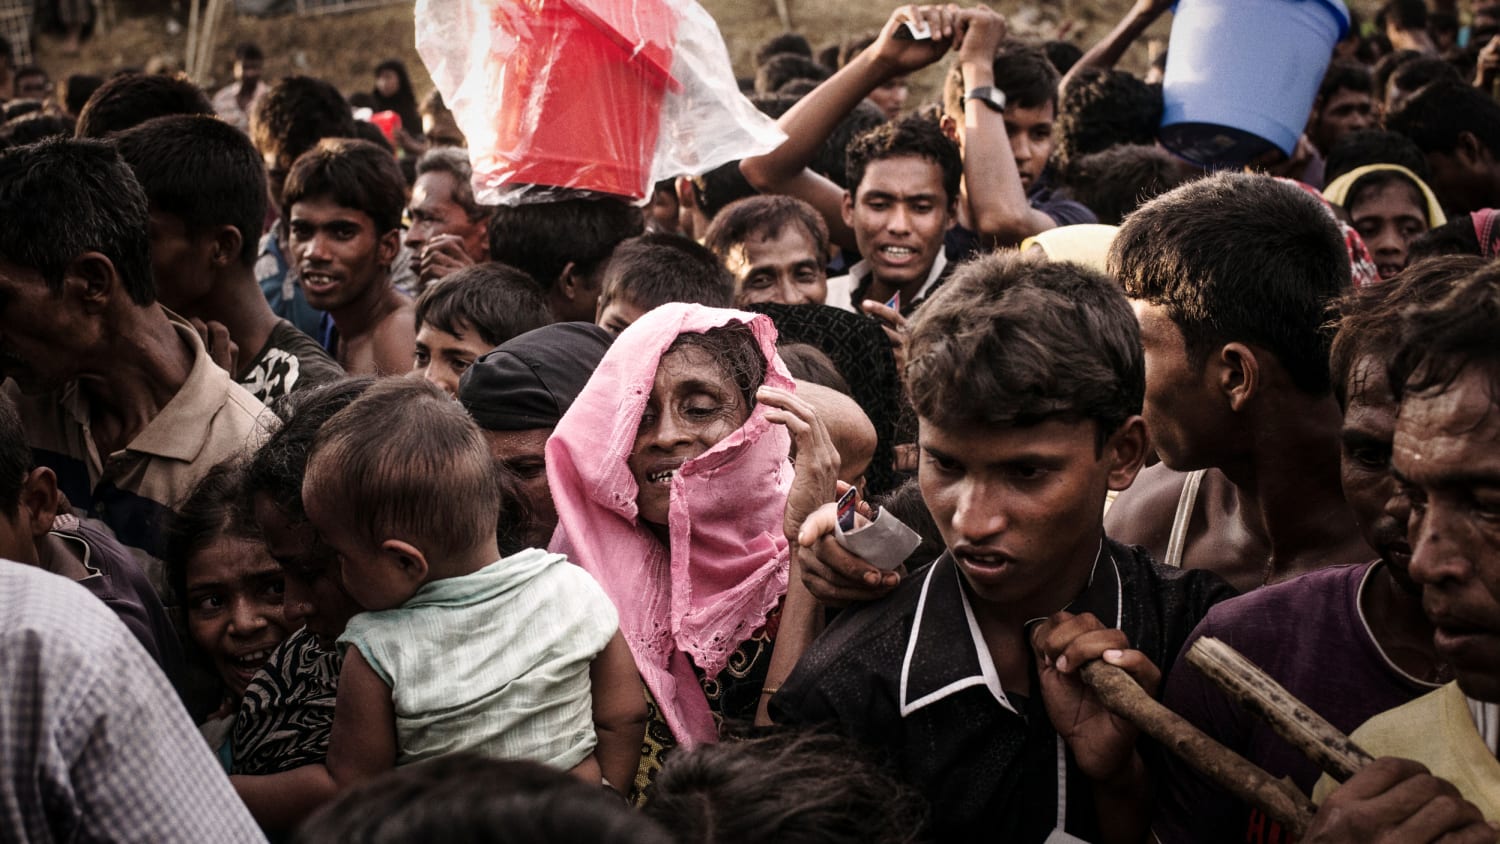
371, 59, 423, 143
1324, 163, 1446, 282
166, 461, 293, 768
547, 303, 835, 794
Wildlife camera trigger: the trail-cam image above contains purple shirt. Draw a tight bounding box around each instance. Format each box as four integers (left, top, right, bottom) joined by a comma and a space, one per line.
1153, 561, 1438, 844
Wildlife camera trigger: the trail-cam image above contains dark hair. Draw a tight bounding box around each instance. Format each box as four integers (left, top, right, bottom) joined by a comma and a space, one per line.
644, 731, 927, 844
413, 262, 550, 347
113, 114, 268, 268
282, 138, 408, 235
0, 137, 155, 305
234, 42, 264, 63
73, 72, 213, 138
776, 78, 821, 97
1330, 255, 1478, 409
487, 196, 644, 290
350, 120, 394, 154
2, 99, 42, 122
666, 322, 767, 412
907, 251, 1143, 444
60, 74, 103, 117
296, 754, 672, 844
600, 233, 735, 311
251, 76, 358, 175
415, 147, 488, 221
1388, 263, 1500, 402
839, 33, 878, 68
813, 100, 885, 189
240, 377, 377, 525
1373, 49, 1422, 100
1344, 169, 1426, 221
815, 42, 841, 72
1319, 61, 1373, 103
1408, 214, 1484, 261
777, 342, 849, 394
373, 59, 415, 99
1377, 0, 1427, 32
1324, 129, 1430, 184
1111, 173, 1349, 395
689, 160, 758, 221
0, 113, 74, 149
704, 195, 830, 266
1389, 57, 1462, 97
0, 34, 12, 64
305, 377, 499, 560
164, 460, 257, 642
1428, 10, 1459, 37
1062, 144, 1192, 226
755, 32, 813, 67
1043, 39, 1084, 75
944, 40, 1059, 116
0, 392, 30, 516
13, 65, 47, 87
1052, 68, 1162, 177
1387, 80, 1500, 158
755, 54, 830, 95
846, 114, 962, 206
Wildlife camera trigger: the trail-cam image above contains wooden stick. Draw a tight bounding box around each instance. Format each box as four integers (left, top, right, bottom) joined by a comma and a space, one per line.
185, 0, 200, 83
1187, 637, 1374, 783
196, 0, 225, 85
1078, 660, 1317, 838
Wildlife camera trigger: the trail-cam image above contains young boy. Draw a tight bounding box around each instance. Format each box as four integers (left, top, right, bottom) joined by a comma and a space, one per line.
282, 138, 415, 377
235, 378, 646, 812
772, 252, 1233, 842
411, 263, 552, 397
593, 233, 734, 334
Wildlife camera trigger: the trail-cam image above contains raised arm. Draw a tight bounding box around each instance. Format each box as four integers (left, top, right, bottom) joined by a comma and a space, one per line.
740, 4, 963, 251
1059, 0, 1173, 93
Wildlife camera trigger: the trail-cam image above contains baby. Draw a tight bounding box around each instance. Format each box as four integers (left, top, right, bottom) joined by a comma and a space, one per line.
245, 377, 645, 814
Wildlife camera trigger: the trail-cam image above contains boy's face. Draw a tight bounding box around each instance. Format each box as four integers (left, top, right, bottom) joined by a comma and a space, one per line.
288, 196, 399, 314
918, 414, 1141, 617
1004, 101, 1056, 193
842, 155, 953, 290
726, 223, 827, 307
146, 210, 218, 313
596, 296, 649, 336
302, 485, 422, 613
414, 318, 495, 398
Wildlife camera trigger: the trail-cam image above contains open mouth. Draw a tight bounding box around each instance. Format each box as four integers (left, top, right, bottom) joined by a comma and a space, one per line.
646, 469, 676, 484
877, 245, 919, 263
301, 272, 340, 294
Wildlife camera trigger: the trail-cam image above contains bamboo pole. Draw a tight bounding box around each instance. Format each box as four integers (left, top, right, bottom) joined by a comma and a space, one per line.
185, 0, 200, 83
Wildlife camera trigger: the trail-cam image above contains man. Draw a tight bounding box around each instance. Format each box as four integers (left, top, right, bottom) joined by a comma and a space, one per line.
0, 562, 267, 843
113, 114, 343, 403
772, 252, 1233, 842
212, 42, 267, 134
73, 71, 215, 139
282, 138, 414, 377
0, 137, 269, 589
1387, 80, 1500, 214
1302, 263, 1500, 841
1305, 62, 1376, 187
487, 196, 644, 323
404, 147, 492, 290
1105, 173, 1373, 592
703, 195, 831, 307
1153, 257, 1470, 844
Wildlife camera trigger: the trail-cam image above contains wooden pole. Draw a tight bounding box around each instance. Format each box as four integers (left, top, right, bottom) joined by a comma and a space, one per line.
196, 0, 226, 85
185, 0, 200, 83
1079, 660, 1318, 837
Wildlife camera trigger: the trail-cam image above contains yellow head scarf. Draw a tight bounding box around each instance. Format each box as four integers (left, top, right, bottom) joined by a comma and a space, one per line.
1322, 164, 1447, 228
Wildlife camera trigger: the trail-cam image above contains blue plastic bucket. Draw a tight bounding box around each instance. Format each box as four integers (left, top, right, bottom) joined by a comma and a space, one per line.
1159, 0, 1349, 168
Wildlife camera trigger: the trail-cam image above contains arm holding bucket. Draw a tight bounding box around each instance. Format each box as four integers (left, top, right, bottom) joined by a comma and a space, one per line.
740, 4, 960, 252
1060, 0, 1173, 93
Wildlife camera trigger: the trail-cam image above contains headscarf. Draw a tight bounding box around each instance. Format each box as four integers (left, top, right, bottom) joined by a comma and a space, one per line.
1473, 209, 1500, 259
546, 303, 794, 747
1020, 224, 1121, 275
1322, 164, 1447, 228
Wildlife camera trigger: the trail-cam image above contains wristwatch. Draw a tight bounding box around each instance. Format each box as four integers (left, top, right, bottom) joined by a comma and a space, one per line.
964, 86, 1007, 114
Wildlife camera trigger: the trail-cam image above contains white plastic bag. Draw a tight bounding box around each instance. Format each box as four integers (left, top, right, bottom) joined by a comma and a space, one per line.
415, 0, 785, 205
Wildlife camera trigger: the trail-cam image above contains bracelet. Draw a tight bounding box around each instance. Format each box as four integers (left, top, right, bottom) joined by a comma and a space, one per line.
759, 685, 781, 696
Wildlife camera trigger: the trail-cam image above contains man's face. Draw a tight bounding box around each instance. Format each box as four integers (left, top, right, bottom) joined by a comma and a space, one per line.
413, 318, 495, 398
918, 416, 1127, 615
146, 211, 217, 313
725, 223, 827, 307
1340, 356, 1414, 585
403, 171, 488, 273
842, 155, 952, 290
14, 73, 48, 100
1005, 101, 1056, 192
0, 259, 89, 394
1393, 364, 1500, 701
868, 77, 909, 121
1132, 300, 1224, 471
1310, 87, 1374, 154
288, 196, 393, 314
481, 427, 556, 548
1422, 148, 1490, 215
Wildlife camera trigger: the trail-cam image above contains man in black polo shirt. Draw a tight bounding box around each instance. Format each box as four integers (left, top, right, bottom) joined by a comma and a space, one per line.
771, 253, 1234, 843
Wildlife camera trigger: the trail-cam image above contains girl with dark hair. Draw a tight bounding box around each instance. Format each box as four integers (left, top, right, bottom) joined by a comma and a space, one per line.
1324, 163, 1446, 281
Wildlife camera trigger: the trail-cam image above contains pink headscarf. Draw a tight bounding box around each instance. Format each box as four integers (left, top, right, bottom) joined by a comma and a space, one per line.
1472, 209, 1500, 259
546, 303, 794, 747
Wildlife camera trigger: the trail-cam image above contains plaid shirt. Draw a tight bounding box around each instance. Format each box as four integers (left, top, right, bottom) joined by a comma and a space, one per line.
0, 562, 266, 843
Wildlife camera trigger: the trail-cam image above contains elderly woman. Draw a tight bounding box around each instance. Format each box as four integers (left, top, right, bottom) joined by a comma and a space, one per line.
547, 303, 836, 794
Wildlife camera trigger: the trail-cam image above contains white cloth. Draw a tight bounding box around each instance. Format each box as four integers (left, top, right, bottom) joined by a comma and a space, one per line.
825, 250, 949, 313
338, 548, 617, 769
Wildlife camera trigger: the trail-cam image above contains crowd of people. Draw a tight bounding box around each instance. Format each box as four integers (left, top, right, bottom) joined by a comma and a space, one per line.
3, 0, 1500, 841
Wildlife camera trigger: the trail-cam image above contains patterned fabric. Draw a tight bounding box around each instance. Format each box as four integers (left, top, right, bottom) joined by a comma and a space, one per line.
237, 319, 344, 404
230, 628, 340, 776
0, 562, 266, 843
0, 0, 31, 65
338, 550, 617, 769
1473, 209, 1500, 259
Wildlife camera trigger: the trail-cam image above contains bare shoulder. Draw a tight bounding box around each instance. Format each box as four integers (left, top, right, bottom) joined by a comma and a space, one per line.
1104, 461, 1192, 559
371, 300, 418, 377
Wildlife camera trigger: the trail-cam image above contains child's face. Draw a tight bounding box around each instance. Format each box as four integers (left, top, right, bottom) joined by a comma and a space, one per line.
304, 493, 424, 612
413, 318, 495, 398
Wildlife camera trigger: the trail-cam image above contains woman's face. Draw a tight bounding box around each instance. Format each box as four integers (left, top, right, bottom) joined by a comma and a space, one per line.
184, 535, 292, 699
252, 492, 365, 648
1350, 181, 1429, 281
376, 69, 400, 98
628, 344, 752, 526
